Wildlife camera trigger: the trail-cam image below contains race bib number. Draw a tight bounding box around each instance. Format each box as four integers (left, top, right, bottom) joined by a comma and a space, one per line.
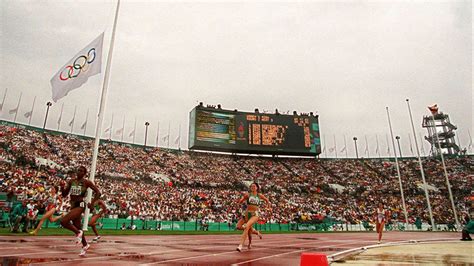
71, 185, 82, 196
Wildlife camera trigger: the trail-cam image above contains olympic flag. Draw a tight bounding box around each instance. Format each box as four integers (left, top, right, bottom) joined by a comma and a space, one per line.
51, 32, 104, 102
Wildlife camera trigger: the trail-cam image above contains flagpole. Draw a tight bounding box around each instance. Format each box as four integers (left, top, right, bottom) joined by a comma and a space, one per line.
364, 135, 369, 158
167, 121, 170, 148
419, 132, 426, 156
376, 134, 380, 159
344, 135, 348, 158
333, 134, 337, 159
405, 99, 435, 230
28, 96, 36, 125
386, 107, 409, 229
385, 134, 391, 157
155, 121, 160, 148
57, 103, 64, 130
456, 134, 461, 152
178, 123, 181, 149
468, 130, 473, 154
121, 116, 125, 142
83, 108, 89, 136
323, 134, 326, 158
70, 105, 77, 133
426, 105, 460, 229
13, 92, 22, 123
0, 88, 7, 114
132, 117, 136, 144
109, 113, 114, 140
83, 0, 121, 231
408, 134, 414, 156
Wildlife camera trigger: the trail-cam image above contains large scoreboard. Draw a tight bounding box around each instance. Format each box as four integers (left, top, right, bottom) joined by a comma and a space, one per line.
188, 105, 321, 156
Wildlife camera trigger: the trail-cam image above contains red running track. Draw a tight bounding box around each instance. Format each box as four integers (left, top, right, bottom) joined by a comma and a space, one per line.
0, 231, 459, 265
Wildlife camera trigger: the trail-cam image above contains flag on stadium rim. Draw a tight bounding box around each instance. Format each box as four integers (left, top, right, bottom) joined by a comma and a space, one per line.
340, 146, 346, 153
128, 130, 135, 137
80, 121, 87, 130
9, 107, 18, 115
24, 111, 32, 118
51, 33, 104, 102
68, 117, 74, 127
174, 135, 180, 144
115, 128, 124, 135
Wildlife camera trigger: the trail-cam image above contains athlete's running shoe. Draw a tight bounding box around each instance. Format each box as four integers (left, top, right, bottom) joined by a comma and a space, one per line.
79, 244, 90, 256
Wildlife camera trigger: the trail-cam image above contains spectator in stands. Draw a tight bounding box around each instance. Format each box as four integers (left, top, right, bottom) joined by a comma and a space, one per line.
200, 217, 209, 231
11, 200, 28, 233
26, 204, 39, 230
460, 214, 473, 241
0, 124, 472, 230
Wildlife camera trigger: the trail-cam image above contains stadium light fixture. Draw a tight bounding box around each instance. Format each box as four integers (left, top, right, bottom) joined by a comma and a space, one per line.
353, 137, 359, 159
395, 135, 402, 158
144, 121, 150, 147
43, 101, 52, 130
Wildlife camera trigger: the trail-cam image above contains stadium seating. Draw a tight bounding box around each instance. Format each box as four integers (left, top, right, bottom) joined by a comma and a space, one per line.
0, 124, 472, 227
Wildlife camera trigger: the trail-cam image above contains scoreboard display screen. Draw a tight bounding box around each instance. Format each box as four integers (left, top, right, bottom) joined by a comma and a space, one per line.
188, 106, 321, 156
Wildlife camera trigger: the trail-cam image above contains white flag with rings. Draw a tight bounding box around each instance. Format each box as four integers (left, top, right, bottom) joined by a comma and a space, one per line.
51, 32, 104, 102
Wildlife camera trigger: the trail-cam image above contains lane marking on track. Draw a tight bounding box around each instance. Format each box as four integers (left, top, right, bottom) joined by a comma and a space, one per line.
140, 238, 358, 265
33, 236, 313, 265
230, 241, 361, 265
2, 251, 64, 257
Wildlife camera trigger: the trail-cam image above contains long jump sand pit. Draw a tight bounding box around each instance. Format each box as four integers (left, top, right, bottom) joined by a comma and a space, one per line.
332, 241, 473, 265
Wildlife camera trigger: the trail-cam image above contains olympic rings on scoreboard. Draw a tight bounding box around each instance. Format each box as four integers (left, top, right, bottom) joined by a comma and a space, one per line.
59, 48, 97, 81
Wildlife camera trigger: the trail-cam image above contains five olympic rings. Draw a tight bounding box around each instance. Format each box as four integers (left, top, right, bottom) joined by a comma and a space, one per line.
59, 48, 96, 81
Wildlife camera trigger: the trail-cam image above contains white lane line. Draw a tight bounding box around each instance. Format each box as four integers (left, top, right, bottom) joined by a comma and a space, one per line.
230, 241, 360, 265
1, 251, 63, 257
34, 238, 300, 265
140, 238, 348, 265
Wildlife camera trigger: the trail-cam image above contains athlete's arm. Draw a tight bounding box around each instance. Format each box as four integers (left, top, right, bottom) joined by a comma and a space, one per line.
259, 193, 272, 211
86, 180, 102, 207
238, 193, 249, 204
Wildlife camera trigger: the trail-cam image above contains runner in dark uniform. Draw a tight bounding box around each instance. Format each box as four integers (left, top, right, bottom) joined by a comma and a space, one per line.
60, 166, 101, 256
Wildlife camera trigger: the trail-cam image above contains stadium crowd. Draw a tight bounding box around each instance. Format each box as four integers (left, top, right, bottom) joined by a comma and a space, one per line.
1, 124, 472, 230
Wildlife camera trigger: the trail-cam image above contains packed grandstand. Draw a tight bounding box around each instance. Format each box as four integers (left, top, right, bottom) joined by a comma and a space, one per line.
0, 123, 472, 229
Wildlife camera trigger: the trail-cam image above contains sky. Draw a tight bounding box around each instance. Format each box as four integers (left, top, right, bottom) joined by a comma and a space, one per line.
1, 0, 472, 158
